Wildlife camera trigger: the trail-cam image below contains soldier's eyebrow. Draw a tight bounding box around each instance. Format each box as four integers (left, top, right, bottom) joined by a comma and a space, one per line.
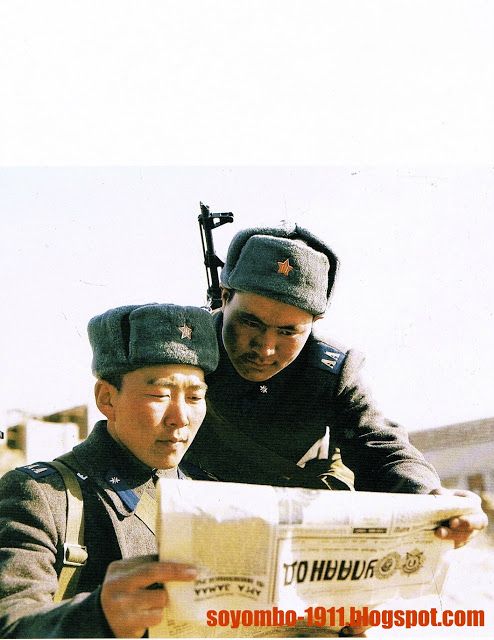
239, 311, 304, 331
277, 322, 304, 331
239, 311, 266, 325
146, 377, 208, 391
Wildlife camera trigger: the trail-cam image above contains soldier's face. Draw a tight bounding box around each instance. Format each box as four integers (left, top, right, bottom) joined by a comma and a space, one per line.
221, 290, 314, 381
100, 364, 207, 469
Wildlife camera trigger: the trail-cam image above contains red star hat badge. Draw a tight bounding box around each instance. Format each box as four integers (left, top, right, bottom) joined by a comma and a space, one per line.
178, 324, 192, 340
277, 258, 294, 276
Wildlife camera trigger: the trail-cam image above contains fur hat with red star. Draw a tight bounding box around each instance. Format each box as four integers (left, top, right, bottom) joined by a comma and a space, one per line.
88, 303, 219, 379
220, 222, 339, 315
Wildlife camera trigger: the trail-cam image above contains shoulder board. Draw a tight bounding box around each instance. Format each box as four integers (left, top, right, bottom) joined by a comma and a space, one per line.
307, 339, 347, 375
16, 462, 59, 479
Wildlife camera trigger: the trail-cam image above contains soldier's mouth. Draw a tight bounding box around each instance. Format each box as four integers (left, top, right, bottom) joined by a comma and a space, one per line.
156, 439, 186, 448
242, 356, 275, 370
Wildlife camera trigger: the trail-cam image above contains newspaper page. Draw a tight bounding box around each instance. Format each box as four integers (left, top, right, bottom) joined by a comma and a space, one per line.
150, 479, 479, 638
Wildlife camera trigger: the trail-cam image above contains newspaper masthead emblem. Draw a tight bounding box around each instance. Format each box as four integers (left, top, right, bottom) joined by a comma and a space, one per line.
401, 549, 425, 574
375, 552, 400, 579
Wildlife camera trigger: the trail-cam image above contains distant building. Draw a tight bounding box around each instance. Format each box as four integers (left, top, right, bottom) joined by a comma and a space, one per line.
12, 419, 79, 465
1, 405, 88, 475
44, 405, 88, 440
409, 417, 494, 493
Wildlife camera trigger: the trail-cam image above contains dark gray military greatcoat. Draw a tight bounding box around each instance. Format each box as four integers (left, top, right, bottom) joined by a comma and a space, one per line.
184, 313, 441, 494
0, 421, 182, 638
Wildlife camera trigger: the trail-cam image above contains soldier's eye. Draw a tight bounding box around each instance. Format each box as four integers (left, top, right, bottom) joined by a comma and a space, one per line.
279, 329, 295, 336
188, 395, 205, 402
242, 317, 260, 328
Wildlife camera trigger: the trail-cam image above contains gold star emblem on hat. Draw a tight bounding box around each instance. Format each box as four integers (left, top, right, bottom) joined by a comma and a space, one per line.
178, 324, 192, 340
277, 258, 293, 276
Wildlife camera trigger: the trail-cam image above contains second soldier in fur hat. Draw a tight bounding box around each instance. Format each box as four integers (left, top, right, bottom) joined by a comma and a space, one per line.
184, 222, 486, 555
0, 303, 218, 638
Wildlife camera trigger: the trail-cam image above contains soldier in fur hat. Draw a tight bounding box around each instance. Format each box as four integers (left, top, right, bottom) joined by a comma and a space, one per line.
0, 303, 219, 638
184, 223, 487, 553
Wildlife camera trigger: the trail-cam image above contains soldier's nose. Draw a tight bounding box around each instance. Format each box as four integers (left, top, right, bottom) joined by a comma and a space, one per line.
258, 345, 275, 358
163, 399, 189, 428
251, 333, 276, 357
253, 340, 276, 358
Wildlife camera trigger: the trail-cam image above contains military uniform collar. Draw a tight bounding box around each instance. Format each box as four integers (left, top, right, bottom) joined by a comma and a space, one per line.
71, 421, 181, 517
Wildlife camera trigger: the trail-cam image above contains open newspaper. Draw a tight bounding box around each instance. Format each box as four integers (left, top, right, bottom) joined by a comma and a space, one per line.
150, 479, 478, 637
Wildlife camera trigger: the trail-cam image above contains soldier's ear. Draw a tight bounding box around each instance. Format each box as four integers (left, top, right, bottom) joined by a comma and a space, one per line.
221, 287, 233, 308
313, 313, 325, 324
94, 380, 117, 421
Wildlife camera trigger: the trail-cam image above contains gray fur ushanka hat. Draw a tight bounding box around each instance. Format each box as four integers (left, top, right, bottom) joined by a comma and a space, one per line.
88, 303, 219, 378
220, 222, 339, 315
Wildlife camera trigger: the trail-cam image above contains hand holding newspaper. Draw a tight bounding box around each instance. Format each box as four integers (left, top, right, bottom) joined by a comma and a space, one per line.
150, 480, 479, 637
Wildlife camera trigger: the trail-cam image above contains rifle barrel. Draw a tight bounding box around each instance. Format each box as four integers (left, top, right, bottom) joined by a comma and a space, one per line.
198, 202, 234, 310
